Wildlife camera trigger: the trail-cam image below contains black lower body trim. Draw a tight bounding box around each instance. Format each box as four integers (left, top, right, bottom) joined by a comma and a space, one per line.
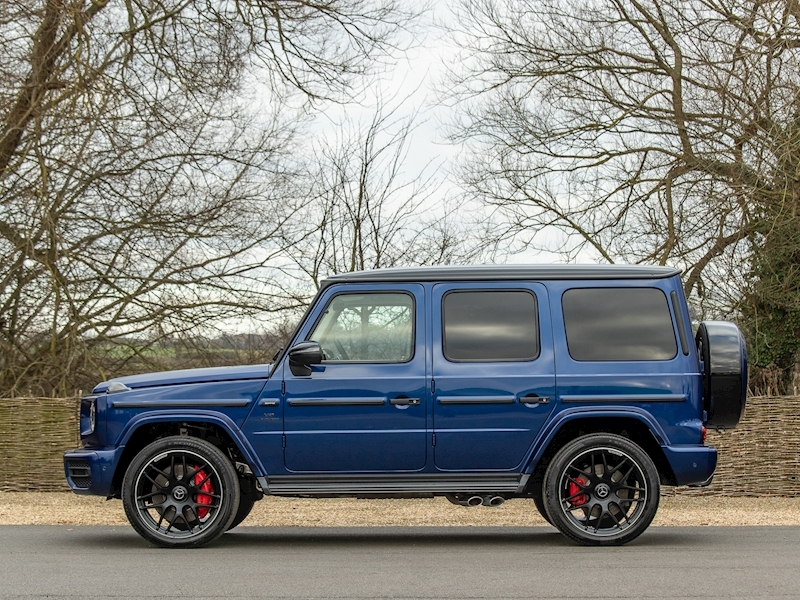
264, 473, 523, 495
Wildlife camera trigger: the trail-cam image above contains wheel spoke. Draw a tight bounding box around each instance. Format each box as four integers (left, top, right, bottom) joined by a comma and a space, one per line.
563, 489, 589, 504
142, 471, 166, 490
182, 507, 196, 533
590, 504, 603, 532
567, 464, 589, 478
196, 492, 222, 501
164, 507, 178, 534
601, 451, 608, 474
156, 507, 168, 530
607, 459, 628, 477
147, 463, 171, 480
182, 453, 188, 481
191, 472, 213, 489
620, 465, 635, 482
188, 462, 209, 479
137, 490, 165, 501
618, 484, 646, 496
607, 505, 624, 529
566, 475, 588, 488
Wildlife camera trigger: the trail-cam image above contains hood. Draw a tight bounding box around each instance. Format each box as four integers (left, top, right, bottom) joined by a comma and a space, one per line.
92, 364, 272, 393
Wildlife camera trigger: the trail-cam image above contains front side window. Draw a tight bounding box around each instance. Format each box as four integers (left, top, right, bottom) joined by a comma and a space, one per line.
310, 293, 414, 362
443, 290, 539, 361
562, 288, 677, 361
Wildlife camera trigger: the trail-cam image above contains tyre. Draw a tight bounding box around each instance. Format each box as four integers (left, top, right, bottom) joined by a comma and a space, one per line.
529, 480, 552, 525
227, 498, 255, 531
122, 436, 240, 548
543, 434, 659, 545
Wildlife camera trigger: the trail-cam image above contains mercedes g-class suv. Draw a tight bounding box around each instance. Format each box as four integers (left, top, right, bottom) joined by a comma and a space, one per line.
65, 265, 746, 547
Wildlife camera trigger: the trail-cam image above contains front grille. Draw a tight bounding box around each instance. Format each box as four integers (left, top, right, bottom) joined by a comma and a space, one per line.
67, 460, 92, 488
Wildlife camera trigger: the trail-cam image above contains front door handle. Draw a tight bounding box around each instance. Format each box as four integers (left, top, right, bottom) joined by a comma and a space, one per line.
519, 394, 550, 404
390, 397, 421, 406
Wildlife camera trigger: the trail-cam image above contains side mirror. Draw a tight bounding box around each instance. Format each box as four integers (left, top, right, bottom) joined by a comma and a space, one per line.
288, 341, 324, 377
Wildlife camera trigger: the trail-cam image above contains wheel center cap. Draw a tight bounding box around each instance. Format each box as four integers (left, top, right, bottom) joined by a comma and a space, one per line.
172, 486, 188, 501
595, 483, 611, 499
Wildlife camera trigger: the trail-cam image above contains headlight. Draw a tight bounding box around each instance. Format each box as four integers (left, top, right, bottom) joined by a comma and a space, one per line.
80, 396, 98, 437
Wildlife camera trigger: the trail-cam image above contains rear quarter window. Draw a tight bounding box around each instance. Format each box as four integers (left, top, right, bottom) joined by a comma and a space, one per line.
562, 287, 677, 361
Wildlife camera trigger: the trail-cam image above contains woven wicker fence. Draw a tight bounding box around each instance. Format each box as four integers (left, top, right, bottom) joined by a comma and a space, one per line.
670, 395, 800, 497
1, 395, 798, 494
1, 397, 79, 492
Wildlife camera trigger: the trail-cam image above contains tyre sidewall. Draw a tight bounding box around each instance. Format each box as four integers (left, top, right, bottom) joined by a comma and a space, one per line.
227, 498, 256, 532
543, 433, 660, 546
122, 436, 240, 548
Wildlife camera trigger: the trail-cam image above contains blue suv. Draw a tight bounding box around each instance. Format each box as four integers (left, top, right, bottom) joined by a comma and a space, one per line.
64, 265, 746, 547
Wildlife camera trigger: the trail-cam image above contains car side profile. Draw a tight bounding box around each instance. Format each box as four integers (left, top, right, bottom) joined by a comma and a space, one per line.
64, 265, 747, 547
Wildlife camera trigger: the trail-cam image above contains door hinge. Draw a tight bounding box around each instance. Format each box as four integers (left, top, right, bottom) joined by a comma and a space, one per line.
432, 432, 436, 446
281, 380, 286, 395
431, 379, 436, 394
282, 434, 286, 448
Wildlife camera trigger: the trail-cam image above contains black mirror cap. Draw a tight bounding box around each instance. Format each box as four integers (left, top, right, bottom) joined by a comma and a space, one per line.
288, 341, 324, 376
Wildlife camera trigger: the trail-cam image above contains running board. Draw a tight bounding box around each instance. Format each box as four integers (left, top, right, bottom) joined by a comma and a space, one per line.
263, 473, 526, 495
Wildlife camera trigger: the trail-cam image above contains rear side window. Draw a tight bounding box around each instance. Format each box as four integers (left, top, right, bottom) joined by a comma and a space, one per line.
562, 288, 677, 361
443, 290, 539, 362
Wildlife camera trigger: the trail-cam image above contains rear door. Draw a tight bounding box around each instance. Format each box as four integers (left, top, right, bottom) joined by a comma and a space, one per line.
431, 283, 556, 471
283, 284, 427, 472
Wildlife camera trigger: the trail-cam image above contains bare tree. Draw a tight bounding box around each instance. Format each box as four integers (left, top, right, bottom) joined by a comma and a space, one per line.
285, 98, 486, 291
446, 0, 800, 388
0, 0, 419, 395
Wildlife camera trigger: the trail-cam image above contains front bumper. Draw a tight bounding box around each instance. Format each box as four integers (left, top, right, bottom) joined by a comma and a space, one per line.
64, 447, 124, 497
662, 444, 718, 486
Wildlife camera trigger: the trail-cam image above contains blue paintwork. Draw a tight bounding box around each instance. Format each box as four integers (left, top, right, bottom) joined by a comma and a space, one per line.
92, 364, 271, 393
281, 283, 428, 472
430, 282, 556, 470
65, 270, 724, 497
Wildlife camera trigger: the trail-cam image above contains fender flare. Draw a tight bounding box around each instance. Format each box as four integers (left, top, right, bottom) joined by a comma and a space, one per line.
116, 409, 267, 477
522, 406, 670, 475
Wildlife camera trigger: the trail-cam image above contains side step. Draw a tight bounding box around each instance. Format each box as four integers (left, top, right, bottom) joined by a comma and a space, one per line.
263, 473, 526, 495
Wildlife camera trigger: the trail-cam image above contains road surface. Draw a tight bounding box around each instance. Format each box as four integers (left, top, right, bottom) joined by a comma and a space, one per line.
0, 525, 797, 599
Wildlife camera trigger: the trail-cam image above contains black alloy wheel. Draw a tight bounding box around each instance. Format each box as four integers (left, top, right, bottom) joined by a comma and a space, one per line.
122, 436, 240, 548
543, 434, 659, 545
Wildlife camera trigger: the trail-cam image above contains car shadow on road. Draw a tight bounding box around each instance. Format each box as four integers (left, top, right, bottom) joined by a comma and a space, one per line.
51, 524, 706, 551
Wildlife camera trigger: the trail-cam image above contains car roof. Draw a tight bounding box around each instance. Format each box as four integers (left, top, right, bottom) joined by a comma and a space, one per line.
321, 264, 680, 287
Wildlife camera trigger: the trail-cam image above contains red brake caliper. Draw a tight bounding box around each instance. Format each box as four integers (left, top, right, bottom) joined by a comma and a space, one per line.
567, 475, 589, 507
192, 466, 214, 519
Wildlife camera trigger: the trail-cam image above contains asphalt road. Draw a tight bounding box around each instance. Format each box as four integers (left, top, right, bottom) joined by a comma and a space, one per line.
1, 525, 798, 599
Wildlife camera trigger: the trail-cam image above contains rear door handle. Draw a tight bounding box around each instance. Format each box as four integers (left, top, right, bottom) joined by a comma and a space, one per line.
390, 397, 421, 406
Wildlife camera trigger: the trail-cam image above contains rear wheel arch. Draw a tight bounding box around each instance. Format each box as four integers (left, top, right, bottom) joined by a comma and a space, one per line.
527, 415, 677, 493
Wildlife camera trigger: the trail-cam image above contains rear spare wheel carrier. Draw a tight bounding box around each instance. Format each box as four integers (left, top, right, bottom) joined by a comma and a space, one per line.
696, 321, 747, 428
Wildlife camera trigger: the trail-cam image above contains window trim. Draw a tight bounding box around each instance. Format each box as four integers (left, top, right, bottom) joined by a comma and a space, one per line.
441, 288, 541, 363
306, 290, 417, 364
561, 286, 679, 362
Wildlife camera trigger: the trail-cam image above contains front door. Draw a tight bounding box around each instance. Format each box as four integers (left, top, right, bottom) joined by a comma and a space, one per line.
283, 284, 427, 472
431, 283, 556, 471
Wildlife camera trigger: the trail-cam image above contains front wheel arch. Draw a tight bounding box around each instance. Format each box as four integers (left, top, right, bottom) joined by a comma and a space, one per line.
111, 419, 259, 498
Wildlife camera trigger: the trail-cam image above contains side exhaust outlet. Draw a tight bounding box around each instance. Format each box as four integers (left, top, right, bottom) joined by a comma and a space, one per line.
484, 495, 505, 507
